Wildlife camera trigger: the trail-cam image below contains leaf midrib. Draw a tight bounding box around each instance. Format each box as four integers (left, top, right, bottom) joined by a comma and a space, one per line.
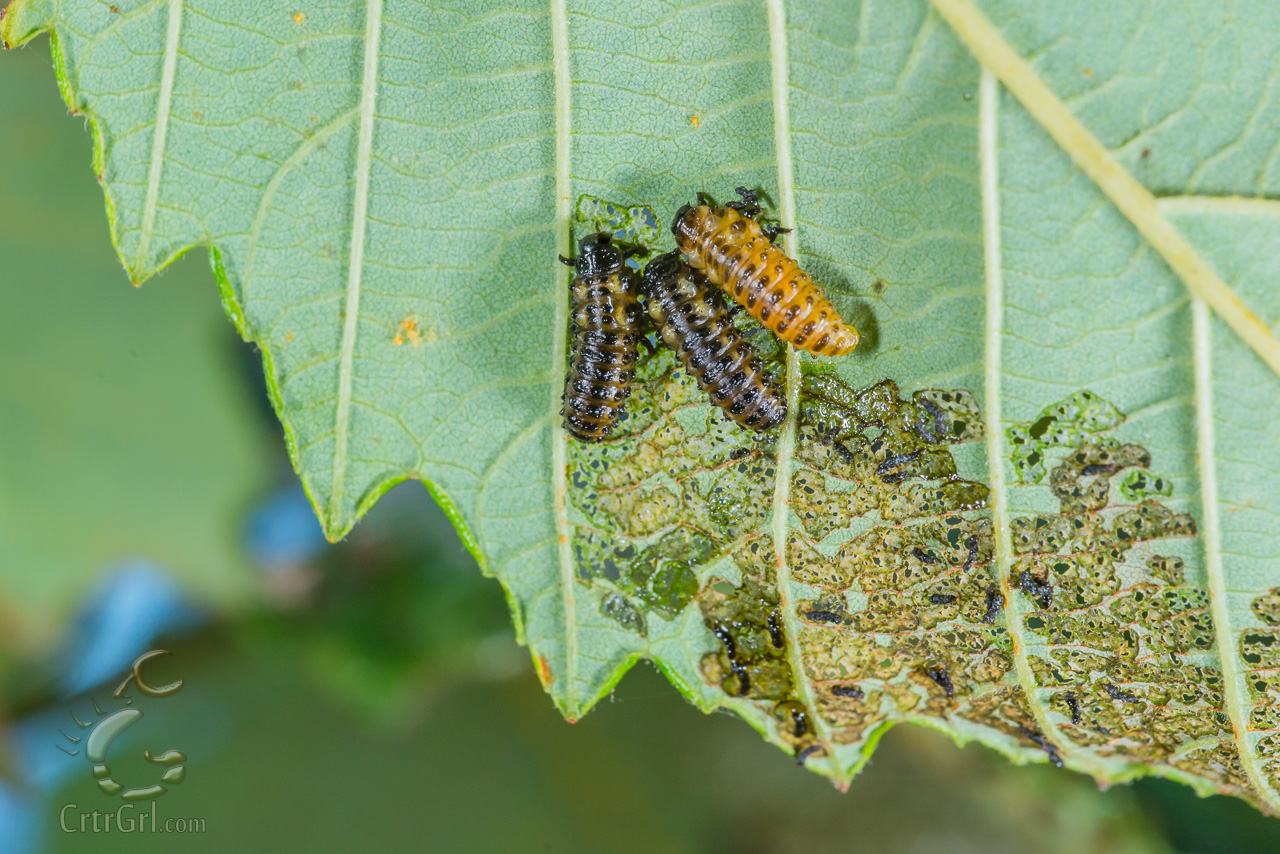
327, 0, 384, 532
134, 0, 182, 275
550, 0, 578, 713
764, 0, 839, 769
1193, 296, 1268, 803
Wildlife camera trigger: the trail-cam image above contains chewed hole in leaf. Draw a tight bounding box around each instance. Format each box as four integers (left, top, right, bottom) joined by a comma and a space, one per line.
575, 194, 661, 246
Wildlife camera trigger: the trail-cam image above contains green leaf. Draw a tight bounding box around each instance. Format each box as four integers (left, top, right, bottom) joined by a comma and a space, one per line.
5, 0, 1280, 810
0, 37, 276, 648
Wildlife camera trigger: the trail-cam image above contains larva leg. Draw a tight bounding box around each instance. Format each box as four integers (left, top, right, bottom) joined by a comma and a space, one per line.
763, 223, 791, 242
730, 186, 763, 217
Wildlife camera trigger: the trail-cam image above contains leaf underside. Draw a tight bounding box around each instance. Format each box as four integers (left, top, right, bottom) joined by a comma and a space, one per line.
4, 0, 1279, 809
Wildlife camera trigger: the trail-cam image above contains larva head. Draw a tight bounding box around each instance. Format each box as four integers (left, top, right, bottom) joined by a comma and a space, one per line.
575, 232, 623, 277
641, 251, 683, 297
670, 202, 704, 245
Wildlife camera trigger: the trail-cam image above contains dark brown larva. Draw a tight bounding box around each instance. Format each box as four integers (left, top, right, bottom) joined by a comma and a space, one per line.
642, 251, 786, 431
671, 188, 858, 356
560, 232, 642, 442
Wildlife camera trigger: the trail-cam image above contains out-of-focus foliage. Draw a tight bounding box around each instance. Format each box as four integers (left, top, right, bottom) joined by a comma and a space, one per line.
42, 640, 1176, 854
240, 483, 523, 722
0, 40, 274, 651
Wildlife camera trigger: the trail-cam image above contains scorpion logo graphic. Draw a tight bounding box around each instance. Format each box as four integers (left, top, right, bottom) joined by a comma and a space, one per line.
56, 650, 188, 801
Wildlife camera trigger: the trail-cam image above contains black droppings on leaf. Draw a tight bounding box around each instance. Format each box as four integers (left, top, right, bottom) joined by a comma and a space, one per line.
712, 622, 750, 697
831, 684, 864, 699
983, 585, 1004, 625
912, 546, 940, 565
1064, 691, 1082, 725
790, 706, 809, 738
929, 593, 957, 605
926, 666, 955, 698
1019, 725, 1064, 768
915, 398, 946, 443
876, 450, 921, 475
766, 609, 785, 649
805, 609, 845, 625
1017, 570, 1054, 609
795, 744, 823, 766
1080, 463, 1115, 477
1104, 683, 1141, 703
831, 439, 857, 465
963, 535, 979, 571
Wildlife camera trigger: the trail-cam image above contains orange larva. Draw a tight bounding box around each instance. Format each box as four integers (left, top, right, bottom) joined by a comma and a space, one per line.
671, 188, 858, 357
560, 232, 642, 442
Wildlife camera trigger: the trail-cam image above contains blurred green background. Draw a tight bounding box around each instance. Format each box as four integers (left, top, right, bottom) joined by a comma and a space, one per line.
2, 36, 1280, 854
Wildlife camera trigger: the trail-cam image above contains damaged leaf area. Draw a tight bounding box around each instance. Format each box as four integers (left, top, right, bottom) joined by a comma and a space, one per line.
568, 347, 1000, 763
571, 372, 1271, 802
1004, 395, 1237, 786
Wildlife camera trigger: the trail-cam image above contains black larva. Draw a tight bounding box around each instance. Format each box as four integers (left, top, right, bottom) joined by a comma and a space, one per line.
560, 233, 642, 442
641, 251, 787, 431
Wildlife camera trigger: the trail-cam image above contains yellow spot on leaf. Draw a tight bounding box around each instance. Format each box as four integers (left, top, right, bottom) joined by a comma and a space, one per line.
294, 12, 305, 23
690, 115, 700, 127
1084, 68, 1093, 76
397, 316, 434, 345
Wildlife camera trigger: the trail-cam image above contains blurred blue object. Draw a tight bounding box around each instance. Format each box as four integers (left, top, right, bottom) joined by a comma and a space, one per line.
0, 561, 206, 852
59, 561, 205, 697
245, 485, 328, 571
0, 485, 324, 851
0, 782, 41, 854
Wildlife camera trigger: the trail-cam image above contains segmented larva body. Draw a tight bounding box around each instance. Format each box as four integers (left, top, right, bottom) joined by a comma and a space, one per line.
642, 252, 787, 431
561, 233, 642, 442
671, 201, 858, 356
